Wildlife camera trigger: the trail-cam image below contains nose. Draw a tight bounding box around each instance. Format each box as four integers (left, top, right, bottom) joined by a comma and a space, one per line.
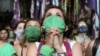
49, 28, 59, 35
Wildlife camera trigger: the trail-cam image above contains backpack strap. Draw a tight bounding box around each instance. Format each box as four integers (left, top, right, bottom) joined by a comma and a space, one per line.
37, 41, 45, 56
64, 41, 72, 56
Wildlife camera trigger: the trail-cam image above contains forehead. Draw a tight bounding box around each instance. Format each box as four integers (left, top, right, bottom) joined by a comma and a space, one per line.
26, 20, 40, 26
17, 23, 25, 27
46, 8, 63, 13
0, 30, 7, 33
79, 21, 86, 24
78, 21, 87, 26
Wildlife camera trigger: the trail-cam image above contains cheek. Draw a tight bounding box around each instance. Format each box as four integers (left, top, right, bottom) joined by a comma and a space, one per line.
3, 34, 8, 38
0, 34, 8, 39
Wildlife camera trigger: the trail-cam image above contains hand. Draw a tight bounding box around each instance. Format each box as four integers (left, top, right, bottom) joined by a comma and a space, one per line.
53, 35, 63, 53
45, 28, 64, 53
45, 28, 60, 48
49, 28, 63, 53
45, 29, 54, 48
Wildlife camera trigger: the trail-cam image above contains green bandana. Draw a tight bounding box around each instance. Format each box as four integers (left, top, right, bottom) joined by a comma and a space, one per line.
40, 45, 54, 56
43, 15, 66, 32
25, 26, 41, 42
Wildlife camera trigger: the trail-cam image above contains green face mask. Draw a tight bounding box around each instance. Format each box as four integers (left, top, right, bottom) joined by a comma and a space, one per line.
25, 26, 41, 42
43, 15, 66, 32
9, 32, 15, 39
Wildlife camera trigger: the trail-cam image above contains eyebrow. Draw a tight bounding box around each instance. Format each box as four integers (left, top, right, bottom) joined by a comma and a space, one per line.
46, 13, 52, 17
56, 13, 62, 17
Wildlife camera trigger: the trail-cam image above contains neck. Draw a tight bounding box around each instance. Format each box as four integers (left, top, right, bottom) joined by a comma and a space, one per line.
26, 41, 36, 46
28, 42, 36, 45
79, 33, 86, 36
0, 40, 5, 46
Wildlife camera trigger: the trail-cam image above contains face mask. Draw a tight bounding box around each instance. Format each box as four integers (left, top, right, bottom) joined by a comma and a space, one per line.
15, 29, 23, 38
25, 26, 41, 42
78, 26, 88, 33
9, 32, 15, 39
43, 15, 66, 33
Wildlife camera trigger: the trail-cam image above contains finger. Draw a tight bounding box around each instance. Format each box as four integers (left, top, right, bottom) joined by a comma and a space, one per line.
54, 35, 59, 45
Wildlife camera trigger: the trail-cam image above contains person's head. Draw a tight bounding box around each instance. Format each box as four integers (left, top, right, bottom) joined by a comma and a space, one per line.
44, 6, 64, 19
43, 5, 68, 25
15, 21, 26, 31
25, 19, 41, 29
42, 5, 67, 40
14, 21, 26, 39
77, 18, 88, 34
24, 19, 41, 42
0, 29, 9, 41
9, 30, 16, 39
5, 25, 12, 32
8, 30, 16, 45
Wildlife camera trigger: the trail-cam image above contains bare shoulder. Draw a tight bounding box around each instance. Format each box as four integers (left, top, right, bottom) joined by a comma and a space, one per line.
73, 42, 82, 48
14, 44, 21, 50
85, 40, 95, 56
72, 42, 83, 56
86, 40, 95, 51
88, 40, 95, 48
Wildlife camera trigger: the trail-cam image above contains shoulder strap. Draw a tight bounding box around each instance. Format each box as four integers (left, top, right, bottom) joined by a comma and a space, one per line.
37, 41, 45, 56
64, 41, 72, 56
92, 38, 100, 56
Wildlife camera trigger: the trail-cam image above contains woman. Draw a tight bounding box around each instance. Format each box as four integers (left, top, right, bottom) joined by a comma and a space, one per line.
0, 28, 16, 56
40, 6, 83, 56
14, 19, 42, 56
74, 19, 90, 55
14, 21, 26, 45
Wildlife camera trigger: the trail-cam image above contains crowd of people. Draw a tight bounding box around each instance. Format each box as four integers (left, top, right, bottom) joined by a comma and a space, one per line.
0, 5, 100, 56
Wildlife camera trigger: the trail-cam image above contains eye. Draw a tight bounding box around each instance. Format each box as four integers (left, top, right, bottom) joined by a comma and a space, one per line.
26, 24, 31, 28
56, 13, 62, 17
33, 24, 39, 27
45, 13, 52, 17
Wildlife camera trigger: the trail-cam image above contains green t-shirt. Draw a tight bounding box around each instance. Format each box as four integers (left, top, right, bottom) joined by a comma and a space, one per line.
0, 43, 16, 56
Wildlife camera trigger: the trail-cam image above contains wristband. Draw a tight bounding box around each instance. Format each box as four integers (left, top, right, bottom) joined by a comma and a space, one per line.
40, 45, 54, 56
58, 53, 66, 56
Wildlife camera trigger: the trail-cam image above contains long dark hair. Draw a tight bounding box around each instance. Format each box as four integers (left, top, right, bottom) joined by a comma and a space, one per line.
92, 38, 100, 56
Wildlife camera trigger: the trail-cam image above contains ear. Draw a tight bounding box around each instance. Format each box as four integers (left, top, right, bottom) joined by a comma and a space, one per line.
65, 26, 68, 31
